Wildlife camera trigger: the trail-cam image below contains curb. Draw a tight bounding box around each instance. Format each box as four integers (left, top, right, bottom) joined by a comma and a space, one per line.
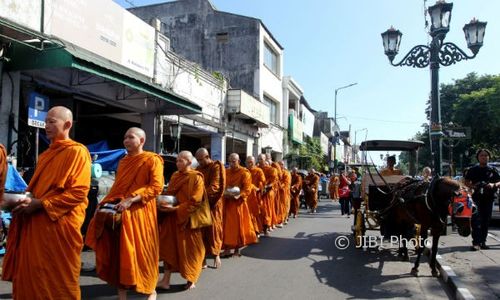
434, 254, 475, 300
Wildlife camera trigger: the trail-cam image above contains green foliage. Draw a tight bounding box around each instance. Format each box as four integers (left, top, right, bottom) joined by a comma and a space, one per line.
402, 73, 500, 173
287, 136, 328, 171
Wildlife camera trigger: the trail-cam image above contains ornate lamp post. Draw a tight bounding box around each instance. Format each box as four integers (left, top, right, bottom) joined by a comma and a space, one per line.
169, 120, 182, 154
381, 1, 486, 175
333, 83, 357, 171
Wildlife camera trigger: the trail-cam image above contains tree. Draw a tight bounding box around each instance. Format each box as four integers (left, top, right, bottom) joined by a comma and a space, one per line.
287, 136, 328, 172
401, 73, 500, 174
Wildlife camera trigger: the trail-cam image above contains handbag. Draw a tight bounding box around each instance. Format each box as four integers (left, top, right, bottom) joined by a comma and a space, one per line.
188, 174, 213, 229
339, 186, 351, 198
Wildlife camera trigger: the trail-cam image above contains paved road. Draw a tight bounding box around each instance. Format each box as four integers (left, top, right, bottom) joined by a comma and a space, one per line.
0, 200, 453, 299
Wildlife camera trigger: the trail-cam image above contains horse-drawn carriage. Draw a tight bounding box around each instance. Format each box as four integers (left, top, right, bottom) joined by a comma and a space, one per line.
353, 140, 424, 246
352, 139, 475, 276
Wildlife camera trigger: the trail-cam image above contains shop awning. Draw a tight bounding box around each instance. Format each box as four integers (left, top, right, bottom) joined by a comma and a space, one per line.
6, 42, 202, 115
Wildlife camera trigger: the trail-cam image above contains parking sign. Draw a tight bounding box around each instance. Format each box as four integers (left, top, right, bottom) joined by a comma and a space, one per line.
28, 92, 49, 128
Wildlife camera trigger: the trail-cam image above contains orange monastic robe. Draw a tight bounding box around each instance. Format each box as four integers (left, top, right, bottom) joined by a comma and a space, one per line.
304, 173, 320, 210
3, 139, 90, 300
198, 160, 225, 256
0, 144, 6, 199
281, 170, 292, 221
329, 176, 339, 200
289, 173, 303, 216
260, 165, 278, 227
223, 166, 257, 248
271, 162, 283, 225
247, 166, 266, 234
86, 152, 163, 294
160, 169, 206, 283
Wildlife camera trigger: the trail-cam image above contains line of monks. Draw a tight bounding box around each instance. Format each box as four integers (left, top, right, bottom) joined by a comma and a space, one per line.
0, 106, 323, 300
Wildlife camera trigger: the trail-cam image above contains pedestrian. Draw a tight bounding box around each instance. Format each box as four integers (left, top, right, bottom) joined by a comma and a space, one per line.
465, 149, 500, 251
257, 154, 278, 235
339, 172, 352, 217
222, 153, 258, 257
85, 127, 163, 300
289, 167, 303, 218
304, 169, 320, 213
157, 150, 207, 290
195, 148, 225, 269
246, 155, 266, 236
2, 106, 91, 299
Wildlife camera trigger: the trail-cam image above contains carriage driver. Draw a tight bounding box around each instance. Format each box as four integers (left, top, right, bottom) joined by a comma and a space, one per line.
380, 155, 403, 176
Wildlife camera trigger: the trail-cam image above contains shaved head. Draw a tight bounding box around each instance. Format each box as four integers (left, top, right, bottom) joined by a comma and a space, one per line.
127, 127, 146, 141
179, 150, 193, 163
229, 153, 239, 161
195, 148, 211, 168
195, 148, 209, 158
45, 106, 74, 142
49, 106, 73, 122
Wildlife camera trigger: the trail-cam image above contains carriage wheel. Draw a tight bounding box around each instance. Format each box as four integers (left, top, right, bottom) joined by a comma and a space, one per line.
353, 210, 365, 248
365, 211, 380, 230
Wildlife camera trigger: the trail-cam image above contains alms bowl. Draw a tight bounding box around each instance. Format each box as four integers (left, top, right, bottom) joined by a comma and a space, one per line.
225, 186, 241, 197
2, 192, 27, 207
157, 195, 178, 206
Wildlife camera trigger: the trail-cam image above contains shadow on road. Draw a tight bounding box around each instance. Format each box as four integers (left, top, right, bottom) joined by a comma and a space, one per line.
242, 199, 445, 299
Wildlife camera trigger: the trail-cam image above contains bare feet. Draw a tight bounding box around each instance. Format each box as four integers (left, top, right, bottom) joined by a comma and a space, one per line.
184, 282, 196, 290
156, 270, 171, 290
146, 291, 157, 300
213, 255, 221, 268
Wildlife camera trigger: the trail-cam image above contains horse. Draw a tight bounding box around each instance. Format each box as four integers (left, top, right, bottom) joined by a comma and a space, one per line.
381, 176, 474, 277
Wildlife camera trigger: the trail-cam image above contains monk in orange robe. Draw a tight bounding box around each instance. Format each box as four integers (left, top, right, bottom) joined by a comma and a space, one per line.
85, 127, 163, 300
2, 106, 90, 299
269, 158, 283, 227
246, 155, 265, 235
278, 161, 292, 224
195, 147, 225, 269
0, 144, 6, 201
289, 167, 303, 218
257, 154, 278, 235
304, 168, 320, 213
157, 150, 206, 290
329, 174, 340, 201
222, 153, 257, 256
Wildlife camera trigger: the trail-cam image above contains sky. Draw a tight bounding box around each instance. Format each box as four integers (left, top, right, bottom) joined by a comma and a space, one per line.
115, 0, 499, 165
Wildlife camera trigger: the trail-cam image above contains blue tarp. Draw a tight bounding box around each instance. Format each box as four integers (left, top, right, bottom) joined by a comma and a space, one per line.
5, 164, 27, 192
85, 141, 126, 171
87, 140, 110, 152
89, 149, 127, 171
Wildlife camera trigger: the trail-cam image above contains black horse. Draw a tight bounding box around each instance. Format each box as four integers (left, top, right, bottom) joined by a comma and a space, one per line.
382, 176, 474, 277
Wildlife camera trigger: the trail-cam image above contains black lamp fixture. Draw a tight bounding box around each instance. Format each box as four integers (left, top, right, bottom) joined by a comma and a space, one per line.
381, 1, 486, 175
169, 120, 182, 153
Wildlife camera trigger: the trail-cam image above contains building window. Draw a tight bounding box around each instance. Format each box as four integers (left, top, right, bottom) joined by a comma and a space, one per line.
216, 32, 228, 42
264, 42, 279, 75
264, 95, 277, 124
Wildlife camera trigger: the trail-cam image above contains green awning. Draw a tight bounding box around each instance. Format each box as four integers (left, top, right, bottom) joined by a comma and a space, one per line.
6, 42, 202, 115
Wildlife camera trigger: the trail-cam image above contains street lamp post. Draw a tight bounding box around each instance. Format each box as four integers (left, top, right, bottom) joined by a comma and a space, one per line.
333, 82, 357, 171
381, 1, 486, 175
354, 128, 368, 163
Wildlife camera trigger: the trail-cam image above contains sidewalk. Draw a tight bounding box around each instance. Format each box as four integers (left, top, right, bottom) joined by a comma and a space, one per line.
436, 223, 500, 299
